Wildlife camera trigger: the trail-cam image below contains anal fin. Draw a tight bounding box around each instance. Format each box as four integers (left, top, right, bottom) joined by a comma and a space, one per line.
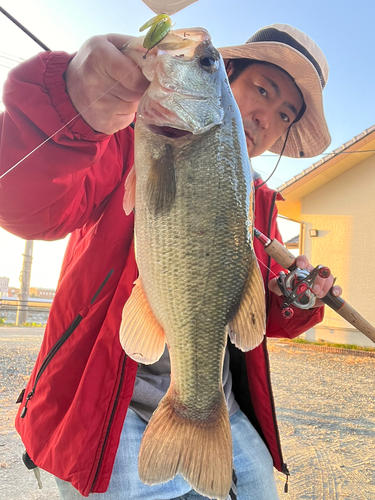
120, 278, 166, 364
227, 258, 266, 351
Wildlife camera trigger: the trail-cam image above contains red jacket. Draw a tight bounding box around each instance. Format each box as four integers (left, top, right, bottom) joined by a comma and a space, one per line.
0, 51, 323, 496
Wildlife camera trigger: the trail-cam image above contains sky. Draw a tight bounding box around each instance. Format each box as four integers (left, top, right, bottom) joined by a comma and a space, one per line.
0, 0, 374, 288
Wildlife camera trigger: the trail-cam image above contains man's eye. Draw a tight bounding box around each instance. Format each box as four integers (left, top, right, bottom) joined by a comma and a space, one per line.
280, 112, 290, 123
258, 87, 267, 96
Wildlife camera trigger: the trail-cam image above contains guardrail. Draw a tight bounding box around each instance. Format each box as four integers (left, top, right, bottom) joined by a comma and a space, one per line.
0, 297, 52, 313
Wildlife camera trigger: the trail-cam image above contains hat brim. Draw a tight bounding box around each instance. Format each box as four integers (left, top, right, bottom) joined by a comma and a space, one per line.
219, 41, 331, 158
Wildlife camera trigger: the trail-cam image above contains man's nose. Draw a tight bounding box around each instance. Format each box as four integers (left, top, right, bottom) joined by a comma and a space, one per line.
253, 109, 271, 129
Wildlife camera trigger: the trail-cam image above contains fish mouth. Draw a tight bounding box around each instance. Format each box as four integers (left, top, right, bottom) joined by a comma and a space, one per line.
139, 98, 195, 138
147, 124, 193, 139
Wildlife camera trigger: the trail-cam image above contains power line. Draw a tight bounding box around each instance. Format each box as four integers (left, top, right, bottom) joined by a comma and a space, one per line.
0, 50, 24, 62
321, 149, 375, 155
259, 149, 375, 158
254, 168, 285, 186
0, 54, 22, 69
0, 54, 24, 64
0, 62, 15, 70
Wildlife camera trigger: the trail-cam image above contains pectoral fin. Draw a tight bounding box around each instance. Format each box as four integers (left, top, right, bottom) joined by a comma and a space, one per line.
227, 259, 266, 351
147, 143, 176, 215
120, 278, 166, 363
123, 165, 136, 216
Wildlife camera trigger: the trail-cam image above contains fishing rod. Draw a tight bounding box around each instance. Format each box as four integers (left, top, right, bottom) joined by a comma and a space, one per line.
254, 227, 375, 344
0, 6, 50, 51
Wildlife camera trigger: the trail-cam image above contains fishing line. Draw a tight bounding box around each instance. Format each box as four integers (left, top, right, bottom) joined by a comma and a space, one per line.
0, 60, 142, 181
256, 256, 279, 279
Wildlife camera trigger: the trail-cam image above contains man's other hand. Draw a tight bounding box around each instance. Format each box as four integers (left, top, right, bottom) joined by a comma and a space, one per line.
268, 255, 342, 308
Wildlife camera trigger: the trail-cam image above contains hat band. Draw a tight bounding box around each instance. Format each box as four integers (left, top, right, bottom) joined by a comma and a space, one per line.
247, 28, 326, 89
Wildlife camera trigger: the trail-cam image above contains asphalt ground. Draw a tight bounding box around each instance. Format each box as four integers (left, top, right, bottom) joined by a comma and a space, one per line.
0, 327, 374, 499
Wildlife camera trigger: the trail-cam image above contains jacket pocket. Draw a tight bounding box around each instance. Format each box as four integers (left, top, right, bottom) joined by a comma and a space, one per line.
17, 268, 114, 417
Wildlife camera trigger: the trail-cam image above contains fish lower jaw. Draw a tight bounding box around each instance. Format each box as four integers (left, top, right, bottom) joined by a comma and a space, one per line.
138, 98, 185, 126
138, 98, 197, 137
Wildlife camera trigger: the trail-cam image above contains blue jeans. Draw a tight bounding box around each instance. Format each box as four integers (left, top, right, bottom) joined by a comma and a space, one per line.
55, 408, 279, 500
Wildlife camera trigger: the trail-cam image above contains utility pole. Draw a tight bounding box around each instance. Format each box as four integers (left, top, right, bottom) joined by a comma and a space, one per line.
16, 240, 33, 325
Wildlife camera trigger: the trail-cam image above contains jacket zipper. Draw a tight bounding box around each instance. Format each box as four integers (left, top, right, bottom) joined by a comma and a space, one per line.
91, 354, 127, 492
20, 313, 84, 418
19, 269, 114, 418
264, 190, 290, 487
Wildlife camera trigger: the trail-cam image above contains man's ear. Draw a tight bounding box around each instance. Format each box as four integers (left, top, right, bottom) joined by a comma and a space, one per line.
224, 59, 234, 78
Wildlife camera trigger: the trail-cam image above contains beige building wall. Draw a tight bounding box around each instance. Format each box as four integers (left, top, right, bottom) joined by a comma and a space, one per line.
299, 154, 375, 347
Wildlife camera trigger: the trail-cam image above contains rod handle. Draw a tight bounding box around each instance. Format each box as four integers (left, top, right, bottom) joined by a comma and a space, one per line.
322, 292, 375, 343
264, 238, 297, 269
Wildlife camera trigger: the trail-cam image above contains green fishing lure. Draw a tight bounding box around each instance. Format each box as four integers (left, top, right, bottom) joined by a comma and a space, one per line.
140, 13, 173, 57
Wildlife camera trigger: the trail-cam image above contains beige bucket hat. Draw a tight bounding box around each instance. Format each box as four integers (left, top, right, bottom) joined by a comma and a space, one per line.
219, 24, 331, 158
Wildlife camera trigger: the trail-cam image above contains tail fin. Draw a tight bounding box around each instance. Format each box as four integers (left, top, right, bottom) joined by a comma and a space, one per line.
138, 391, 233, 500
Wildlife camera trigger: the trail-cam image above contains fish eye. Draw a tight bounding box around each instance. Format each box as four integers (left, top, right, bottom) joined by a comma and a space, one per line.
200, 56, 218, 73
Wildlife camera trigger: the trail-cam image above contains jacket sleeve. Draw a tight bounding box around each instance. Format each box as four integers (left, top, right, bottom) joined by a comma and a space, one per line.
0, 51, 133, 241
264, 192, 324, 339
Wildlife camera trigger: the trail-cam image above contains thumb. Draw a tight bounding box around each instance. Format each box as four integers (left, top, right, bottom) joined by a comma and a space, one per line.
106, 33, 134, 50
268, 277, 283, 296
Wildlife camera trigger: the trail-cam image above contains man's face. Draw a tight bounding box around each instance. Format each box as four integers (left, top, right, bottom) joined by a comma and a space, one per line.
228, 62, 304, 158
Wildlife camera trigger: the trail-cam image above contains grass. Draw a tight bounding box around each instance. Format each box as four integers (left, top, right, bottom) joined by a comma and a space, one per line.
280, 337, 375, 352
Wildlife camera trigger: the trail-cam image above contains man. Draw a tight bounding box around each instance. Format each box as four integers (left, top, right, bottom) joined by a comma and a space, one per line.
0, 23, 341, 500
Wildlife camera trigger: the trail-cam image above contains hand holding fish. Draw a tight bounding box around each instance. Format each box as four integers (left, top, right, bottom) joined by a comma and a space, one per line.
65, 34, 149, 134
268, 254, 342, 307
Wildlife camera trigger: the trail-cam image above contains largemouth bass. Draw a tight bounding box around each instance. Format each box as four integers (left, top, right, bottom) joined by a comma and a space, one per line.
120, 28, 266, 500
